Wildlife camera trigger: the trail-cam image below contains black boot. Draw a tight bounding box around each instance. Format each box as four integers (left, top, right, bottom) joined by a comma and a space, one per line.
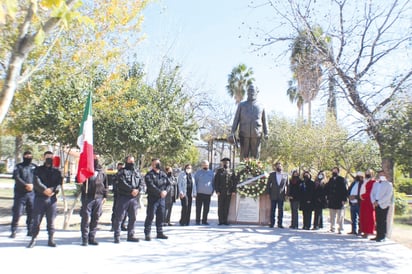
81, 238, 88, 246
88, 238, 99, 245
27, 237, 36, 248
48, 235, 56, 247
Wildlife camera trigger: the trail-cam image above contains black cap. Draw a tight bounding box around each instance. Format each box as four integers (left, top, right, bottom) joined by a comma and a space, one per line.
220, 157, 231, 162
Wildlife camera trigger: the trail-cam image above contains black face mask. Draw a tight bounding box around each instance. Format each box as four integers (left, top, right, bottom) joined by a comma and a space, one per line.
365, 174, 371, 179
332, 172, 338, 177
23, 157, 32, 165
223, 164, 228, 169
45, 158, 53, 166
203, 167, 208, 170
167, 172, 172, 177
276, 168, 281, 172
155, 163, 161, 170
125, 163, 135, 170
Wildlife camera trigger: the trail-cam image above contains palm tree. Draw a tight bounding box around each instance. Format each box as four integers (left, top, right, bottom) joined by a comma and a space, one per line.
286, 80, 304, 118
226, 64, 255, 104
290, 28, 324, 124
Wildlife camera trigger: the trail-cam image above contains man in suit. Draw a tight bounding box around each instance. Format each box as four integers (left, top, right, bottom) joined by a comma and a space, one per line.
231, 84, 269, 160
266, 162, 288, 228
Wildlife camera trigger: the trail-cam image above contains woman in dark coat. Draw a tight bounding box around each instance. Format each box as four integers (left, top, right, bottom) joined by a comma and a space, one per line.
299, 171, 315, 230
312, 170, 327, 230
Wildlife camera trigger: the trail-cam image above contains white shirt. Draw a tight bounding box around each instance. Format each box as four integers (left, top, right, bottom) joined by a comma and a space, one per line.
276, 172, 283, 186
370, 180, 393, 209
350, 182, 359, 204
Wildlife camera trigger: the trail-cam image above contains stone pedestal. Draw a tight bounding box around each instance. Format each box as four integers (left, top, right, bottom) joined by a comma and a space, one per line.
228, 193, 271, 225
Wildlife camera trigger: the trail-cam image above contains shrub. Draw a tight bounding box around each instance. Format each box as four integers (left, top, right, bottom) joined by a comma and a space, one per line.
0, 162, 6, 173
394, 191, 409, 215
395, 178, 412, 194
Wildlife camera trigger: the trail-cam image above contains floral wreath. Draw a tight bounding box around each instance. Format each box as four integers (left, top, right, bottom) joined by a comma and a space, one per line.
234, 159, 268, 199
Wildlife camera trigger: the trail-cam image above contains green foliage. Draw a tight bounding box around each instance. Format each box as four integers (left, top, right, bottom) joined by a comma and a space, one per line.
394, 191, 409, 216
379, 102, 412, 174
0, 162, 6, 173
395, 178, 412, 194
226, 64, 254, 104
261, 114, 380, 175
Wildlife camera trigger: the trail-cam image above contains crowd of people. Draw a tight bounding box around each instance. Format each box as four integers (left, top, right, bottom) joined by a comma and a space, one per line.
9, 151, 394, 248
267, 163, 394, 243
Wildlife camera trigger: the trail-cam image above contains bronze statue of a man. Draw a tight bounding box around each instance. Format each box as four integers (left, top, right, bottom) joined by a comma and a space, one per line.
231, 84, 268, 160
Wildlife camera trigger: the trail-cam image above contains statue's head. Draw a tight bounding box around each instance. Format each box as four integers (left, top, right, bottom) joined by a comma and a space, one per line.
247, 84, 257, 101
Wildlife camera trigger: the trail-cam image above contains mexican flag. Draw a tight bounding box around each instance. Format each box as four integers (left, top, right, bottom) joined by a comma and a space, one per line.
76, 92, 94, 183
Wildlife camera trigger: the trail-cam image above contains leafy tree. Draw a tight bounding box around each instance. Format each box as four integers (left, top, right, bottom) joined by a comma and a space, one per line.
0, 0, 150, 124
226, 64, 255, 104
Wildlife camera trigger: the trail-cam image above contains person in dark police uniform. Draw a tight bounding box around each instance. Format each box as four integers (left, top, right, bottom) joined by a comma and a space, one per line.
214, 158, 236, 225
79, 154, 108, 246
10, 151, 36, 238
113, 155, 144, 243
144, 158, 170, 241
27, 151, 62, 248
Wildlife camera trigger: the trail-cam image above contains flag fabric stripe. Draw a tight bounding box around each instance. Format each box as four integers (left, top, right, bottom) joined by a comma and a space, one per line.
76, 92, 94, 183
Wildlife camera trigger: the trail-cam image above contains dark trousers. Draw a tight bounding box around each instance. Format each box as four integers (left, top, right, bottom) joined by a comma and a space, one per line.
375, 205, 389, 240
81, 197, 103, 241
270, 200, 284, 227
239, 136, 261, 160
111, 195, 127, 229
11, 191, 34, 233
180, 194, 192, 225
164, 200, 174, 224
144, 197, 165, 235
31, 195, 57, 237
218, 194, 232, 224
313, 207, 323, 228
290, 200, 299, 228
195, 193, 211, 223
350, 203, 360, 233
302, 209, 312, 229
113, 195, 138, 238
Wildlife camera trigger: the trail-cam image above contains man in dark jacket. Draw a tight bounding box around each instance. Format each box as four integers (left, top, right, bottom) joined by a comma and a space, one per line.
144, 158, 170, 241
113, 155, 144, 243
214, 158, 236, 225
266, 162, 288, 228
325, 167, 348, 234
10, 151, 36, 238
80, 154, 108, 246
27, 151, 62, 248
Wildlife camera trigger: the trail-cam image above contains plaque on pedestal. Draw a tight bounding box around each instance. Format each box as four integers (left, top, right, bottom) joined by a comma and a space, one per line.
228, 193, 271, 225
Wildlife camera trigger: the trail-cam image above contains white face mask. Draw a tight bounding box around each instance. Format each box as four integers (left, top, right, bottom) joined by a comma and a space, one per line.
379, 176, 386, 181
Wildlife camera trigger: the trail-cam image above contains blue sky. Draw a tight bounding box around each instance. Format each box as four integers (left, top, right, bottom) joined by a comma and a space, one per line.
133, 0, 299, 118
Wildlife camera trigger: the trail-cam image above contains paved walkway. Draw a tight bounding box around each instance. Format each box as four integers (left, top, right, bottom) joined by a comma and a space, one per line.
1, 183, 412, 273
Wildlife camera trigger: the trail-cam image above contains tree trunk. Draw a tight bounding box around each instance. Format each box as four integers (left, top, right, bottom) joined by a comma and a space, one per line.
308, 101, 312, 124
381, 157, 395, 184
327, 70, 337, 118
14, 135, 23, 164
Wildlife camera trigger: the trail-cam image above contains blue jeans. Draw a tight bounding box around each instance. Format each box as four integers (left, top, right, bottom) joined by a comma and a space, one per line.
350, 203, 360, 233
270, 200, 284, 227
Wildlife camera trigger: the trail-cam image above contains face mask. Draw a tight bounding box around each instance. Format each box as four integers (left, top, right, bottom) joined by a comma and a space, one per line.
318, 174, 323, 180
125, 163, 135, 170
167, 172, 172, 177
94, 159, 99, 168
155, 163, 161, 170
276, 167, 281, 172
186, 169, 191, 174
365, 174, 371, 179
23, 157, 32, 165
379, 176, 386, 181
203, 167, 208, 170
45, 158, 53, 166
332, 172, 338, 177
223, 164, 228, 169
